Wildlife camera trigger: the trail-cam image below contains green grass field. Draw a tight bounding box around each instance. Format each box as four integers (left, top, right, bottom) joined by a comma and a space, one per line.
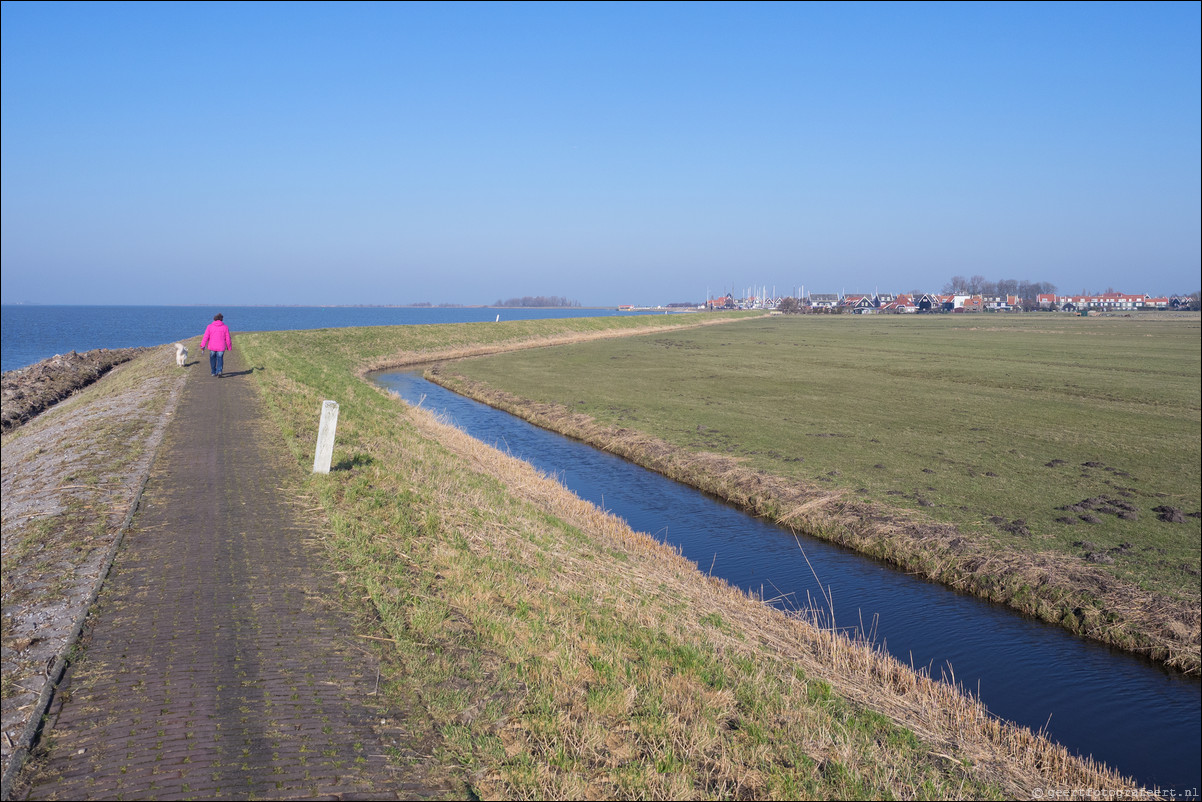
225, 316, 1133, 797
447, 313, 1201, 606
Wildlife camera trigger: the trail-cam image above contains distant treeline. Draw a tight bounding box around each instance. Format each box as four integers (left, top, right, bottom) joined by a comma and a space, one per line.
941, 276, 1057, 299
494, 296, 580, 308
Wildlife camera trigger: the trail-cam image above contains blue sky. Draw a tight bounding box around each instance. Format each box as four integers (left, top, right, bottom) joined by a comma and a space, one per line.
3, 1, 1199, 306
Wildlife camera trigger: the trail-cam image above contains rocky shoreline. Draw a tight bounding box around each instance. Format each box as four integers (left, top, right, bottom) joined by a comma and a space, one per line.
2, 348, 149, 433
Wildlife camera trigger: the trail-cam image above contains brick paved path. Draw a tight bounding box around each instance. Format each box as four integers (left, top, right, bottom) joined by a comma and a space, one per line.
16, 353, 455, 800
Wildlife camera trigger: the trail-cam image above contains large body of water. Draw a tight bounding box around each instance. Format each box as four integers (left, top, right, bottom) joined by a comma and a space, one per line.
0, 304, 676, 374
378, 370, 1201, 796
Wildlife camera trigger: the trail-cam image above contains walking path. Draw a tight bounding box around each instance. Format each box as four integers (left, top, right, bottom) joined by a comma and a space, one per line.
14, 353, 455, 800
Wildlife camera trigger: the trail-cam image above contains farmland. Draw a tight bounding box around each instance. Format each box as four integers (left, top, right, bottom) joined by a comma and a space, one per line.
437, 313, 1201, 666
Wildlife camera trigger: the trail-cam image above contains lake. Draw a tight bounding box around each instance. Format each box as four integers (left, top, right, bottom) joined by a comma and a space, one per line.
0, 305, 681, 373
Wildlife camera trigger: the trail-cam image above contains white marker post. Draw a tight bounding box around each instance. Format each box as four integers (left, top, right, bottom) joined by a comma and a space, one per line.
312, 400, 340, 474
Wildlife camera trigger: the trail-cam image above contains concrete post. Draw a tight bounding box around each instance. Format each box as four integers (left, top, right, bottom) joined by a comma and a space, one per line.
312, 400, 339, 474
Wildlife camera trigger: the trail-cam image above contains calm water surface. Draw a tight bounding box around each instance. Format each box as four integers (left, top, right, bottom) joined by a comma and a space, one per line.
377, 370, 1201, 795
0, 305, 676, 373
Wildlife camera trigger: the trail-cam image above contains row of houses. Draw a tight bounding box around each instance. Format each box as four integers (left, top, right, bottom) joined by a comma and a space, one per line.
710, 291, 1188, 313
847, 291, 1182, 313
1033, 292, 1181, 311
736, 292, 1019, 312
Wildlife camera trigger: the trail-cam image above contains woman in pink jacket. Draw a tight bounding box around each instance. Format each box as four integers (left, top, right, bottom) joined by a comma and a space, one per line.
200, 313, 233, 377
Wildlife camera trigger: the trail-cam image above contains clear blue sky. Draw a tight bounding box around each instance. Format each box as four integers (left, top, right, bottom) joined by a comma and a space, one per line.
3, 1, 1199, 306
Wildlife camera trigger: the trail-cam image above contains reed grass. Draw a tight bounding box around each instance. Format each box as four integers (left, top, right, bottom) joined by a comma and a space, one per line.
235, 318, 1144, 799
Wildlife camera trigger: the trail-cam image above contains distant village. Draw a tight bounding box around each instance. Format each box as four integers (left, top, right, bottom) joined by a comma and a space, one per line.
697, 290, 1199, 314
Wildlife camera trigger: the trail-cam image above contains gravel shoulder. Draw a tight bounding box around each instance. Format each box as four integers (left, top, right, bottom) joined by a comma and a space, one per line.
1, 345, 186, 788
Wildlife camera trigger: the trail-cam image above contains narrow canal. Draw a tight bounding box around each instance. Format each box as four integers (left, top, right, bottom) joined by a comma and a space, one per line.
377, 370, 1201, 795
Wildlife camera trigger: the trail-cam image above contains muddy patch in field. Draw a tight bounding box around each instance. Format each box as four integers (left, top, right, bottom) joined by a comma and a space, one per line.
1058, 495, 1141, 521
1153, 506, 1187, 523
1060, 496, 1201, 526
1074, 540, 1136, 565
990, 516, 1032, 537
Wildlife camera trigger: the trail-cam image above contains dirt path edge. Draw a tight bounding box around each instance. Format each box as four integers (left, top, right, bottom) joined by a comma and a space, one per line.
0, 463, 156, 800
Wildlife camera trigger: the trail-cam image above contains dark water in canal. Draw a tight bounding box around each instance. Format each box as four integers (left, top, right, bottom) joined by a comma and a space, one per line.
377, 371, 1201, 795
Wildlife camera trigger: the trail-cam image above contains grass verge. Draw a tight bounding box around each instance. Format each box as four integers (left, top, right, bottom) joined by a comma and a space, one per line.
235, 316, 1140, 799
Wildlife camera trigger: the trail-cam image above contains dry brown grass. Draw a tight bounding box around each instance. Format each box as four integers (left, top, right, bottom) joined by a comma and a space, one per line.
397, 386, 1143, 799
428, 368, 1201, 675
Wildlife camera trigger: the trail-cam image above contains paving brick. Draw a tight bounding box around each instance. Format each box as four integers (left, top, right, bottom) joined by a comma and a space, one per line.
14, 354, 457, 801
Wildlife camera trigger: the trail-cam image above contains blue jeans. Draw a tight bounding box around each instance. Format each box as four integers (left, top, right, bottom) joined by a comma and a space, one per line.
209, 350, 225, 375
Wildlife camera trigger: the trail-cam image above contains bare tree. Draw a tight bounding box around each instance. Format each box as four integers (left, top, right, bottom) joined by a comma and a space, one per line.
942, 275, 968, 294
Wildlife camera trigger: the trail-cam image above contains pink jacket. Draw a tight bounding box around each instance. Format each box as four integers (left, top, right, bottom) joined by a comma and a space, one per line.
201, 320, 232, 352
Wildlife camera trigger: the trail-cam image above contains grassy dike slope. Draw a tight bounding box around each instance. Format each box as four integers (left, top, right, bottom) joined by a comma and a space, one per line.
435, 314, 1201, 673
237, 316, 1133, 800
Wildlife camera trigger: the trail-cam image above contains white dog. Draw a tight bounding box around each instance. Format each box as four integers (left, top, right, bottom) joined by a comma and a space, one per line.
174, 343, 188, 367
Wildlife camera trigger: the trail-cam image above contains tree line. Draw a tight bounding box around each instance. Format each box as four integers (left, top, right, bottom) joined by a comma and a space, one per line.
942, 276, 1057, 300
493, 296, 580, 308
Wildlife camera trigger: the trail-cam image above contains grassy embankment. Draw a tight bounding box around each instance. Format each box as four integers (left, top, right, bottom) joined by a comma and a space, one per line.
433, 313, 1201, 673
237, 315, 1135, 799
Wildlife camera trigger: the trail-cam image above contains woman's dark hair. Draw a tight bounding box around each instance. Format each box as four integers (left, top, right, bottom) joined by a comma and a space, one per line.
214, 313, 223, 321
